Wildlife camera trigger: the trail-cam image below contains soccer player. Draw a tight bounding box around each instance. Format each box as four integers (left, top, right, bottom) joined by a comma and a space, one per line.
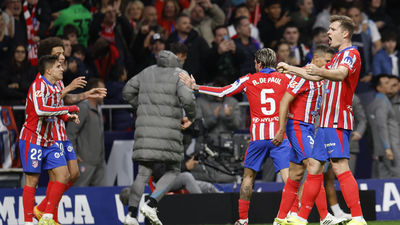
33, 37, 107, 224
180, 48, 292, 225
271, 45, 345, 225
20, 55, 80, 225
276, 15, 366, 225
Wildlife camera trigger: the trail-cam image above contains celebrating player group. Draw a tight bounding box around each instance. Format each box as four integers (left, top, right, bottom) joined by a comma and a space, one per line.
180, 15, 366, 225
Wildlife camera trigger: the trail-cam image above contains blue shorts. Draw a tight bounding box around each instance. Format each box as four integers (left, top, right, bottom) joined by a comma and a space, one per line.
55, 140, 76, 161
286, 119, 315, 164
312, 128, 351, 161
19, 140, 67, 173
244, 139, 290, 172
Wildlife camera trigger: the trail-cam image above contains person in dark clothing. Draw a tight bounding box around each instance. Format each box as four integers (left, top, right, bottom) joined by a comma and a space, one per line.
205, 25, 244, 83
167, 13, 210, 84
232, 16, 260, 75
257, 0, 290, 48
104, 64, 134, 131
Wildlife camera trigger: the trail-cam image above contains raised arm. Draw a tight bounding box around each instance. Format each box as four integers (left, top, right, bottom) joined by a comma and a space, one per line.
305, 64, 349, 81
64, 88, 107, 105
277, 62, 324, 82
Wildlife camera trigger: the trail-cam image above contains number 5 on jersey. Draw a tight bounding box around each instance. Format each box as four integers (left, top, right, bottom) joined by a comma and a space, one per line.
261, 89, 276, 115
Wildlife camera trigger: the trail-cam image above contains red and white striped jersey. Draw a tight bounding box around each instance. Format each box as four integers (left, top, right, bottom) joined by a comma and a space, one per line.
52, 80, 68, 141
19, 75, 70, 147
319, 46, 361, 130
287, 75, 324, 124
199, 68, 291, 141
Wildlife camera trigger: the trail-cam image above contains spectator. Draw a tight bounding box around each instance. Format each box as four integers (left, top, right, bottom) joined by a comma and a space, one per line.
205, 25, 244, 83
91, 37, 120, 81
274, 40, 297, 65
349, 94, 367, 174
62, 24, 79, 45
167, 14, 209, 84
373, 32, 399, 76
313, 0, 347, 30
67, 78, 107, 186
156, 0, 183, 34
134, 5, 167, 41
62, 38, 89, 87
53, 0, 92, 47
1, 0, 17, 36
104, 64, 133, 131
122, 46, 196, 225
228, 4, 262, 47
368, 74, 400, 178
257, 0, 290, 48
132, 32, 166, 74
184, 0, 225, 47
290, 0, 315, 43
21, 0, 52, 66
305, 27, 329, 63
0, 12, 12, 65
0, 44, 35, 106
8, 0, 26, 46
245, 0, 260, 26
72, 43, 98, 78
282, 24, 309, 66
125, 0, 144, 31
365, 0, 393, 32
232, 16, 260, 75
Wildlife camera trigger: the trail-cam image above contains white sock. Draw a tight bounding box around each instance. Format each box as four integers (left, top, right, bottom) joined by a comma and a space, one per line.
330, 203, 343, 216
25, 222, 34, 225
352, 216, 364, 222
297, 215, 308, 223
42, 213, 53, 219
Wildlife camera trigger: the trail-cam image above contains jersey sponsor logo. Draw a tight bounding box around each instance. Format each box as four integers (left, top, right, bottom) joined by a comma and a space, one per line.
35, 90, 43, 97
343, 56, 355, 68
252, 116, 279, 123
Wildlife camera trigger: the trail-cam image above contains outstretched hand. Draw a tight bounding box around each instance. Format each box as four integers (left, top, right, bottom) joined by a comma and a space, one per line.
179, 72, 197, 90
181, 117, 192, 130
277, 62, 290, 74
67, 76, 87, 91
86, 88, 107, 99
68, 114, 80, 124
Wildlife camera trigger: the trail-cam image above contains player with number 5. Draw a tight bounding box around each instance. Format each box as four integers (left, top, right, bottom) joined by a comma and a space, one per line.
179, 48, 292, 225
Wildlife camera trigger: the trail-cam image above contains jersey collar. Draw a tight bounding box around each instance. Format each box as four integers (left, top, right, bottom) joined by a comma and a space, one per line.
41, 75, 56, 87
337, 46, 358, 55
259, 68, 276, 74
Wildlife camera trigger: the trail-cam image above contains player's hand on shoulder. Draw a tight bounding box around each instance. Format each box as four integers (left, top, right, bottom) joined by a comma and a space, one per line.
305, 64, 320, 76
277, 62, 289, 73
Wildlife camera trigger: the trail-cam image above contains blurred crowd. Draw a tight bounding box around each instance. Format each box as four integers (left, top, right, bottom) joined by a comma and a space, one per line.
2, 0, 400, 183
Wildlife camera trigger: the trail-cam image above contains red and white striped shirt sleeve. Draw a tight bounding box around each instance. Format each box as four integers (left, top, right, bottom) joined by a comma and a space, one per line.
32, 80, 70, 116
198, 75, 249, 97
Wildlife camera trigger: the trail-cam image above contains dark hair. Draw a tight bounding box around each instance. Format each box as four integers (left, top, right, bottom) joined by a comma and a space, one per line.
63, 24, 79, 38
388, 75, 400, 81
273, 40, 289, 52
169, 42, 188, 55
312, 27, 327, 38
264, 0, 281, 8
38, 55, 59, 75
212, 25, 228, 36
38, 37, 63, 58
283, 22, 299, 32
255, 48, 276, 69
382, 31, 397, 43
372, 73, 390, 91
330, 15, 355, 38
234, 16, 248, 29
86, 78, 103, 91
176, 13, 189, 23
108, 64, 126, 81
331, 0, 347, 14
72, 44, 86, 56
314, 44, 336, 55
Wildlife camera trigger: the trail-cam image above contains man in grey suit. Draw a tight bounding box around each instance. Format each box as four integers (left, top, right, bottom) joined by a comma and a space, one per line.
367, 74, 400, 178
122, 44, 196, 225
348, 94, 367, 174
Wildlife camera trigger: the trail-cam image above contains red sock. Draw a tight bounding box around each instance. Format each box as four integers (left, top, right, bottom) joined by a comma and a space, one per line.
315, 184, 328, 219
298, 173, 323, 220
37, 181, 54, 212
290, 194, 299, 214
23, 185, 36, 222
238, 199, 250, 219
53, 181, 73, 223
337, 171, 363, 217
44, 181, 66, 214
278, 178, 300, 219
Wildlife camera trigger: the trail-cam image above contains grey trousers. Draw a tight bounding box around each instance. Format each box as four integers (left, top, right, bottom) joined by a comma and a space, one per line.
169, 172, 222, 193
74, 162, 105, 187
128, 161, 180, 207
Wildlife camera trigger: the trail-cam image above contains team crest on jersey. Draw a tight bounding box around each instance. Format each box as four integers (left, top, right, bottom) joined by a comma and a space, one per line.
55, 152, 60, 158
67, 146, 73, 152
347, 105, 353, 112
289, 80, 298, 88
35, 90, 43, 97
32, 160, 39, 168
